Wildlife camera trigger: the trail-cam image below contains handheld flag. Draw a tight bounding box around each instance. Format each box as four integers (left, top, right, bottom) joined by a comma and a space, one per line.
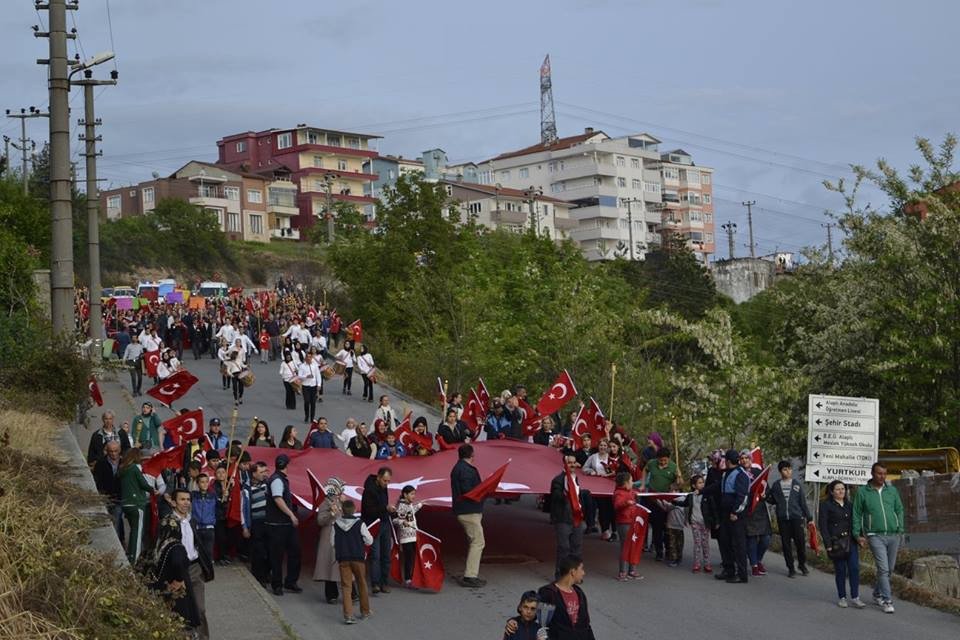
162, 408, 205, 442
462, 460, 511, 502
141, 443, 188, 478
88, 376, 103, 406
748, 465, 772, 515
622, 504, 652, 566
144, 350, 161, 378
535, 369, 578, 417
565, 463, 585, 527
147, 369, 200, 407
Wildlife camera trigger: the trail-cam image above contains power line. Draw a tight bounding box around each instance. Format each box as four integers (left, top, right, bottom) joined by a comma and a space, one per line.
104, 0, 118, 72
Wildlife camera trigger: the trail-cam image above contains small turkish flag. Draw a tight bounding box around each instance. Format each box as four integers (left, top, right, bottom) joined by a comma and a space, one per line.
571, 397, 605, 449
516, 398, 541, 437
307, 307, 317, 323
144, 350, 161, 377
306, 468, 326, 514
462, 460, 510, 502
464, 389, 486, 438
391, 529, 445, 591
395, 414, 434, 452
748, 465, 772, 515
162, 408, 204, 442
750, 447, 764, 470
146, 369, 200, 407
88, 376, 103, 406
477, 378, 490, 412
622, 504, 651, 566
535, 369, 578, 418
347, 319, 362, 342
301, 421, 320, 450
565, 463, 584, 527
244, 298, 254, 314
141, 443, 188, 478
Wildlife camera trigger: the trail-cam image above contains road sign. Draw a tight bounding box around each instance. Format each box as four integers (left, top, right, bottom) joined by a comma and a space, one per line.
805, 394, 879, 485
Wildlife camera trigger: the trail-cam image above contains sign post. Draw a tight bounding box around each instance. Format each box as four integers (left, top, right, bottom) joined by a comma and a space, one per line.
805, 394, 879, 486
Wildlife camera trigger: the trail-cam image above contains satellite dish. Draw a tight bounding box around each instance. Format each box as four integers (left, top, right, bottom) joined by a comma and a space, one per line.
151, 171, 160, 179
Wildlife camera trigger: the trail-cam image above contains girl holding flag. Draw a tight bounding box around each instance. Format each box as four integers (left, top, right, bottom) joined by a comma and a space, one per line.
393, 485, 424, 589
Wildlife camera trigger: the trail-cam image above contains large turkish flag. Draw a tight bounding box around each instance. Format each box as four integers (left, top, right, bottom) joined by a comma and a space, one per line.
146, 369, 200, 407
162, 408, 205, 442
535, 369, 578, 417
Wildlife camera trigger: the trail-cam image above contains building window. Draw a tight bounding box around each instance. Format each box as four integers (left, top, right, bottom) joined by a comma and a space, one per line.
467, 202, 482, 215
631, 178, 642, 190
142, 186, 155, 207
519, 167, 529, 178
276, 132, 292, 150
388, 169, 395, 180
616, 156, 626, 167
249, 214, 264, 235
307, 131, 319, 144
313, 179, 324, 191
247, 189, 263, 204
663, 167, 679, 180
631, 158, 640, 168
704, 212, 714, 223
339, 182, 351, 195
548, 161, 557, 173
313, 155, 324, 168
347, 137, 360, 149
690, 211, 702, 222
327, 134, 342, 147
617, 177, 627, 188
705, 232, 714, 243
644, 182, 661, 193
683, 170, 699, 184
227, 212, 241, 233
206, 208, 223, 227
338, 159, 348, 171
225, 186, 240, 201
701, 173, 711, 184
107, 195, 121, 210
499, 170, 511, 180
702, 194, 712, 204
236, 141, 246, 153
689, 231, 703, 242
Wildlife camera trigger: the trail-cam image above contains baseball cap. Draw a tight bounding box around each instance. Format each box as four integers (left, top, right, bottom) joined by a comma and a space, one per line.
209, 417, 221, 426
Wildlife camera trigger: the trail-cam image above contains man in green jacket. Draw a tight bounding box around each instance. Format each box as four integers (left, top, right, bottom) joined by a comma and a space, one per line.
120, 454, 155, 564
852, 462, 904, 614
131, 402, 162, 452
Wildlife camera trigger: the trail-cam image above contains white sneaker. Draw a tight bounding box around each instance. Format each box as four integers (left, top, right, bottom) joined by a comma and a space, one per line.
882, 601, 895, 614
837, 597, 848, 608
850, 597, 866, 609
873, 595, 885, 607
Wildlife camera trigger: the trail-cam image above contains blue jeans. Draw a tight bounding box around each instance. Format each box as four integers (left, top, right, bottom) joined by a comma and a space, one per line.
369, 522, 393, 587
746, 533, 770, 566
867, 534, 900, 602
833, 543, 860, 599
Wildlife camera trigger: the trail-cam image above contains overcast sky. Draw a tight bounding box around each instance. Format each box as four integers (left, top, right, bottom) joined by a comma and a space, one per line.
1, 0, 956, 258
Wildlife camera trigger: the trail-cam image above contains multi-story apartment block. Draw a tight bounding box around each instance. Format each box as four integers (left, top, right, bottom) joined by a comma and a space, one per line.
440, 179, 576, 238
364, 154, 425, 203
99, 160, 292, 243
477, 128, 667, 261
216, 125, 380, 235
658, 149, 715, 261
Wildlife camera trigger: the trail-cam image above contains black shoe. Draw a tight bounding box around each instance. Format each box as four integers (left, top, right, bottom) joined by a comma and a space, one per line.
460, 577, 483, 588
788, 570, 796, 578
326, 597, 338, 605
284, 584, 303, 593
715, 572, 731, 581
272, 586, 284, 596
800, 566, 809, 576
585, 526, 599, 535
655, 555, 663, 562
726, 576, 748, 583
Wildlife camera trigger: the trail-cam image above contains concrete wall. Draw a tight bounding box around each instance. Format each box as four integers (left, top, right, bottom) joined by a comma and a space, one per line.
712, 257, 776, 303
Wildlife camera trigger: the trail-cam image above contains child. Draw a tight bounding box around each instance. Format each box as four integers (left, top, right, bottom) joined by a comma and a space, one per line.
258, 329, 270, 364
213, 465, 231, 565
332, 500, 372, 625
612, 471, 641, 581
191, 473, 217, 562
393, 485, 423, 588
661, 484, 686, 567
686, 474, 714, 573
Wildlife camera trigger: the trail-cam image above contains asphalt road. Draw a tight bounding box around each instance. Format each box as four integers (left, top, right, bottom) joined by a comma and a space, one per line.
85, 353, 960, 639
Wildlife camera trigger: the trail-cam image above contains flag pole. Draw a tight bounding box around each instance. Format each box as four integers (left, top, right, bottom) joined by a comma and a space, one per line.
672, 415, 683, 482
609, 363, 617, 422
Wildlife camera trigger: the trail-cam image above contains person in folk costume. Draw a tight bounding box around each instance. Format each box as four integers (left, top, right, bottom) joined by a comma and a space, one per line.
314, 477, 347, 604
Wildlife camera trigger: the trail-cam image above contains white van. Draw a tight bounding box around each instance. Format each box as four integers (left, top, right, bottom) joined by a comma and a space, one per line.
196, 281, 229, 298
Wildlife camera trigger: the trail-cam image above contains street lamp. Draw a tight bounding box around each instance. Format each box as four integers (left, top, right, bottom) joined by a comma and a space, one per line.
321, 172, 340, 243
523, 185, 543, 234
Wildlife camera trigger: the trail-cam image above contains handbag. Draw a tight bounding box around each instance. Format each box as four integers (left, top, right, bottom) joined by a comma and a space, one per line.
827, 532, 851, 560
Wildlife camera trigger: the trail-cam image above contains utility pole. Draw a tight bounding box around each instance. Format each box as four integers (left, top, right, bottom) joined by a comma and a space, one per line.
523, 185, 543, 234
721, 221, 737, 260
741, 200, 756, 258
5, 107, 45, 194
822, 222, 835, 264
76, 68, 118, 343
625, 197, 642, 261
1, 135, 9, 176
321, 172, 339, 244
37, 0, 79, 335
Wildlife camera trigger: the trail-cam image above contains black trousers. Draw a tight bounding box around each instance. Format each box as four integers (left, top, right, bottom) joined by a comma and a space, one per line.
647, 503, 667, 557
283, 381, 296, 410
778, 517, 807, 571
191, 337, 202, 360
232, 375, 245, 401
342, 368, 353, 393
266, 523, 301, 588
214, 520, 229, 560
597, 497, 614, 533
401, 541, 416, 581
720, 514, 748, 580
302, 385, 317, 422
128, 362, 142, 394
249, 520, 270, 583
197, 527, 215, 563
361, 373, 373, 400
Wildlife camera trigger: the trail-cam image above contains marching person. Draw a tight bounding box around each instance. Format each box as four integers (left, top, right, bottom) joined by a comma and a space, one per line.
279, 425, 303, 450
438, 408, 471, 446
356, 344, 376, 402
332, 500, 373, 625
248, 420, 277, 448
298, 350, 323, 424
550, 455, 587, 580
122, 332, 144, 396
766, 460, 812, 577
393, 485, 423, 589
241, 461, 271, 586
852, 462, 904, 614
336, 341, 356, 396
314, 478, 346, 604
536, 555, 596, 640
217, 339, 231, 390
346, 422, 377, 460
279, 350, 299, 411
305, 417, 337, 449
451, 444, 486, 588
120, 448, 156, 564
131, 402, 162, 453
93, 440, 125, 542
207, 418, 229, 451
819, 480, 865, 609
361, 467, 396, 594
374, 395, 398, 428
87, 410, 131, 466
376, 432, 406, 459
170, 487, 214, 639
642, 446, 679, 559
717, 448, 750, 583
502, 591, 548, 640
265, 454, 303, 596
225, 344, 249, 406
613, 471, 641, 580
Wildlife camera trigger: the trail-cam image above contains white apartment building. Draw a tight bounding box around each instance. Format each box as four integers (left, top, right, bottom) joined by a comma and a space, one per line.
477, 128, 666, 261
440, 179, 577, 238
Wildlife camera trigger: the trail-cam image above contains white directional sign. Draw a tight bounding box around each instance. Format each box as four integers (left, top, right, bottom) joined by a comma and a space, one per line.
805, 394, 879, 485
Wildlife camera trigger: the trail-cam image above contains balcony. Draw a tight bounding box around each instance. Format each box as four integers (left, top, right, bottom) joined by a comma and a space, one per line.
569, 204, 621, 221
569, 224, 623, 242
554, 161, 617, 182
300, 166, 379, 182
552, 216, 578, 231
268, 189, 299, 216
491, 209, 528, 224
271, 228, 300, 240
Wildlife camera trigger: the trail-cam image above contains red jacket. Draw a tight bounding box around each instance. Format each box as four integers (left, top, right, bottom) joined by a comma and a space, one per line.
613, 486, 637, 525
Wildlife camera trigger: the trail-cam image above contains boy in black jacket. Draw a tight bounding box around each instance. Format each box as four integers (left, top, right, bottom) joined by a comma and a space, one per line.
537, 555, 596, 640
332, 500, 372, 624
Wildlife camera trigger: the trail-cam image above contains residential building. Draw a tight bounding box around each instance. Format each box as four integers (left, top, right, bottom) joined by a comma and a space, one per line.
440, 179, 576, 238
477, 128, 666, 261
100, 160, 297, 243
712, 253, 794, 303
217, 125, 380, 236
363, 154, 425, 212
658, 149, 716, 262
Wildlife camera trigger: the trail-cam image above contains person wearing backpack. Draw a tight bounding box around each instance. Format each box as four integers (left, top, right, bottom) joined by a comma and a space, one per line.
332, 500, 373, 624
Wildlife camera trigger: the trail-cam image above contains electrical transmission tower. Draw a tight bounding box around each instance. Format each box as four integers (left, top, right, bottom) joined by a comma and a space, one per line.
539, 54, 557, 145
721, 221, 738, 259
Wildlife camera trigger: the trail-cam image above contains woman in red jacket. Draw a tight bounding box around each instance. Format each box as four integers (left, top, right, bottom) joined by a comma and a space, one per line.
612, 471, 641, 581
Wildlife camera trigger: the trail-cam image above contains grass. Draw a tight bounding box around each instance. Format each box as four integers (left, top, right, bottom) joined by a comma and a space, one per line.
0, 409, 186, 639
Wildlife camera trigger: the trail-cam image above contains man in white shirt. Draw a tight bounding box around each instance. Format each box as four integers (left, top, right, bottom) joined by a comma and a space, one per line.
172, 488, 210, 639
215, 320, 237, 346
297, 351, 323, 423
139, 325, 161, 353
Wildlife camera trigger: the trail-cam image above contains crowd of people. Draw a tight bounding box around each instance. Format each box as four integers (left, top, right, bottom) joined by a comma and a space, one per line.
81, 279, 909, 638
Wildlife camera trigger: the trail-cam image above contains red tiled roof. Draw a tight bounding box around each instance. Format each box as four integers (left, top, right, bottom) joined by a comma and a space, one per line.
487, 130, 608, 162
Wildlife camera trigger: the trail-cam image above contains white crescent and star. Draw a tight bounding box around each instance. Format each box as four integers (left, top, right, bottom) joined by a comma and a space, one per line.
419, 542, 438, 570
158, 383, 181, 396
550, 382, 569, 401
